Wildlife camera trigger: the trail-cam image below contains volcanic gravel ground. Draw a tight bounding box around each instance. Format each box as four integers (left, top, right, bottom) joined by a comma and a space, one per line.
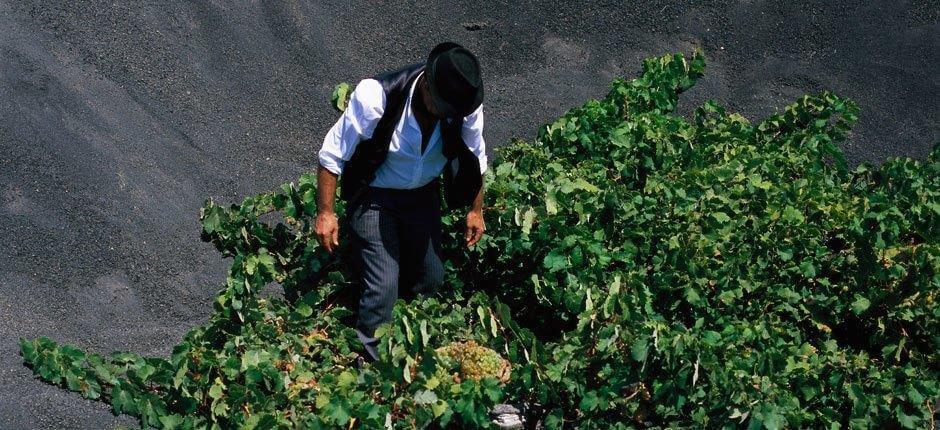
0, 1, 937, 428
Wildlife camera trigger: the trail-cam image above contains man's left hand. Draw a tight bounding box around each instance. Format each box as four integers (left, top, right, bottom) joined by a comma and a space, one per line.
465, 210, 485, 247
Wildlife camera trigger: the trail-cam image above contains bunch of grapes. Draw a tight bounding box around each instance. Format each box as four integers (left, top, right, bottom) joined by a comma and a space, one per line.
434, 341, 510, 384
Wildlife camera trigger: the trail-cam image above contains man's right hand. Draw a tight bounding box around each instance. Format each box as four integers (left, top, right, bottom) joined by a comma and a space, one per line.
315, 212, 340, 253
315, 166, 341, 253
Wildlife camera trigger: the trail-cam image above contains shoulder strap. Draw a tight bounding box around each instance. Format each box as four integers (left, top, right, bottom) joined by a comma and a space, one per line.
441, 117, 465, 160
440, 115, 484, 210
370, 62, 425, 145
375, 62, 425, 99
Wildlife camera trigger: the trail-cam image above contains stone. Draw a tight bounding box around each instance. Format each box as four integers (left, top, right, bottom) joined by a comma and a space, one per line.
490, 403, 523, 429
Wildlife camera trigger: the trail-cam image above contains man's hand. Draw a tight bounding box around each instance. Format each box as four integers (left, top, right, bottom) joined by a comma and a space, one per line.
465, 183, 486, 248
316, 166, 341, 253
465, 209, 485, 247
316, 212, 340, 253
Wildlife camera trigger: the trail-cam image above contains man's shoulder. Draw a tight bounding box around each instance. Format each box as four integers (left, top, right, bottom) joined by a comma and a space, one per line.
352, 62, 424, 116
373, 62, 425, 86
351, 78, 386, 112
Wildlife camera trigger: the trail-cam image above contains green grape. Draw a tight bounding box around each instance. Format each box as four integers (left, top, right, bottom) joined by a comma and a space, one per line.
435, 341, 509, 383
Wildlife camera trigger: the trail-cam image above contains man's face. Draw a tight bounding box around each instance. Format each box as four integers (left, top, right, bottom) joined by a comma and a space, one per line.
420, 75, 445, 119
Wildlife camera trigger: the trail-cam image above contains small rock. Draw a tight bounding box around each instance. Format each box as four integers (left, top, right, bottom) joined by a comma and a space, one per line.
490, 404, 523, 429
490, 404, 520, 416
492, 414, 523, 429
462, 21, 487, 31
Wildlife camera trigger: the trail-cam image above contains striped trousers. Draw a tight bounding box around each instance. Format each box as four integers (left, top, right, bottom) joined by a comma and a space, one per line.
344, 178, 444, 361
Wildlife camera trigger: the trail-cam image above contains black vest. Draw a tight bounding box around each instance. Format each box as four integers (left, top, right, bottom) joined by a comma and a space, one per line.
340, 63, 483, 210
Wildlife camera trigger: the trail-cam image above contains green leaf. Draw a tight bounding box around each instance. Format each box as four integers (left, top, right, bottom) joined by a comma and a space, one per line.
761, 406, 783, 430
201, 206, 223, 234
685, 287, 702, 305
851, 295, 871, 315
159, 414, 184, 430
729, 408, 749, 423
111, 384, 138, 415
711, 212, 731, 223
668, 235, 680, 249
896, 409, 917, 428
208, 380, 225, 400
316, 393, 330, 409
81, 379, 102, 399
295, 302, 313, 318
579, 391, 600, 411
241, 350, 267, 371
431, 400, 448, 417
543, 252, 568, 272
701, 330, 722, 346
781, 206, 805, 224
402, 315, 415, 344
476, 306, 487, 328
19, 338, 38, 363
748, 174, 772, 190
328, 402, 351, 425
131, 363, 156, 382
631, 338, 648, 362
64, 368, 82, 391
800, 260, 817, 278
574, 178, 600, 193
489, 312, 498, 338
545, 189, 559, 214
403, 359, 412, 384
337, 370, 357, 389
521, 207, 536, 235
331, 82, 352, 112
211, 398, 229, 417
420, 320, 430, 347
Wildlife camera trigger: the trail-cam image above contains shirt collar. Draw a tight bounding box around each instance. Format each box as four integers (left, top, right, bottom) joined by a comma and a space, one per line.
405, 71, 445, 130
404, 72, 422, 131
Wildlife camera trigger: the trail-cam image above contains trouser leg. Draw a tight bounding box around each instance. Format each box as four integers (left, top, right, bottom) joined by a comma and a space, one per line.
344, 181, 444, 362
346, 196, 399, 362
398, 186, 444, 299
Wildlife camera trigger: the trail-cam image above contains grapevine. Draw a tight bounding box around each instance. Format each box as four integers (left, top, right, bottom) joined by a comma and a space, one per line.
20, 52, 939, 429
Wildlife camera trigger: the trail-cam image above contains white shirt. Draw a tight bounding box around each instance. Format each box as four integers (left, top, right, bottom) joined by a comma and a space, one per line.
318, 71, 487, 189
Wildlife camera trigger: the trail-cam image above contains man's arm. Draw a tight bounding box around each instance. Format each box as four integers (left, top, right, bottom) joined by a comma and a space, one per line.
318, 79, 385, 178
465, 184, 485, 247
315, 166, 340, 253
462, 104, 487, 247
315, 79, 384, 253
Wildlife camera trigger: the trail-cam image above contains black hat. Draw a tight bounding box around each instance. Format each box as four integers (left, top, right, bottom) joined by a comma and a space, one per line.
426, 42, 483, 118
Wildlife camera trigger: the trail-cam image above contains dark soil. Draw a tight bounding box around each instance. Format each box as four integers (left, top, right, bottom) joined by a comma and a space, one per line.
1, 1, 937, 428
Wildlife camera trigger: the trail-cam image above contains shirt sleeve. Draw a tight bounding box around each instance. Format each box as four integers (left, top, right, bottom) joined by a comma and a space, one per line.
461, 104, 488, 174
318, 79, 386, 175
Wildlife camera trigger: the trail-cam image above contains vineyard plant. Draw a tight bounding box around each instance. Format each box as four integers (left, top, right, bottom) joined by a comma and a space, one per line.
20, 52, 939, 429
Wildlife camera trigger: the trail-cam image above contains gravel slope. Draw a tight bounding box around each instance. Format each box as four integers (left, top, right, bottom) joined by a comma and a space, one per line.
1, 1, 937, 428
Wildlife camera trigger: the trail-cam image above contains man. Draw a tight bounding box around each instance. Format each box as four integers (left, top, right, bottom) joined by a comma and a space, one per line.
315, 42, 487, 362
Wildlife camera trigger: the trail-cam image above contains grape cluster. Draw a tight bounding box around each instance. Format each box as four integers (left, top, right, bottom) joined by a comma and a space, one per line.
434, 341, 510, 383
